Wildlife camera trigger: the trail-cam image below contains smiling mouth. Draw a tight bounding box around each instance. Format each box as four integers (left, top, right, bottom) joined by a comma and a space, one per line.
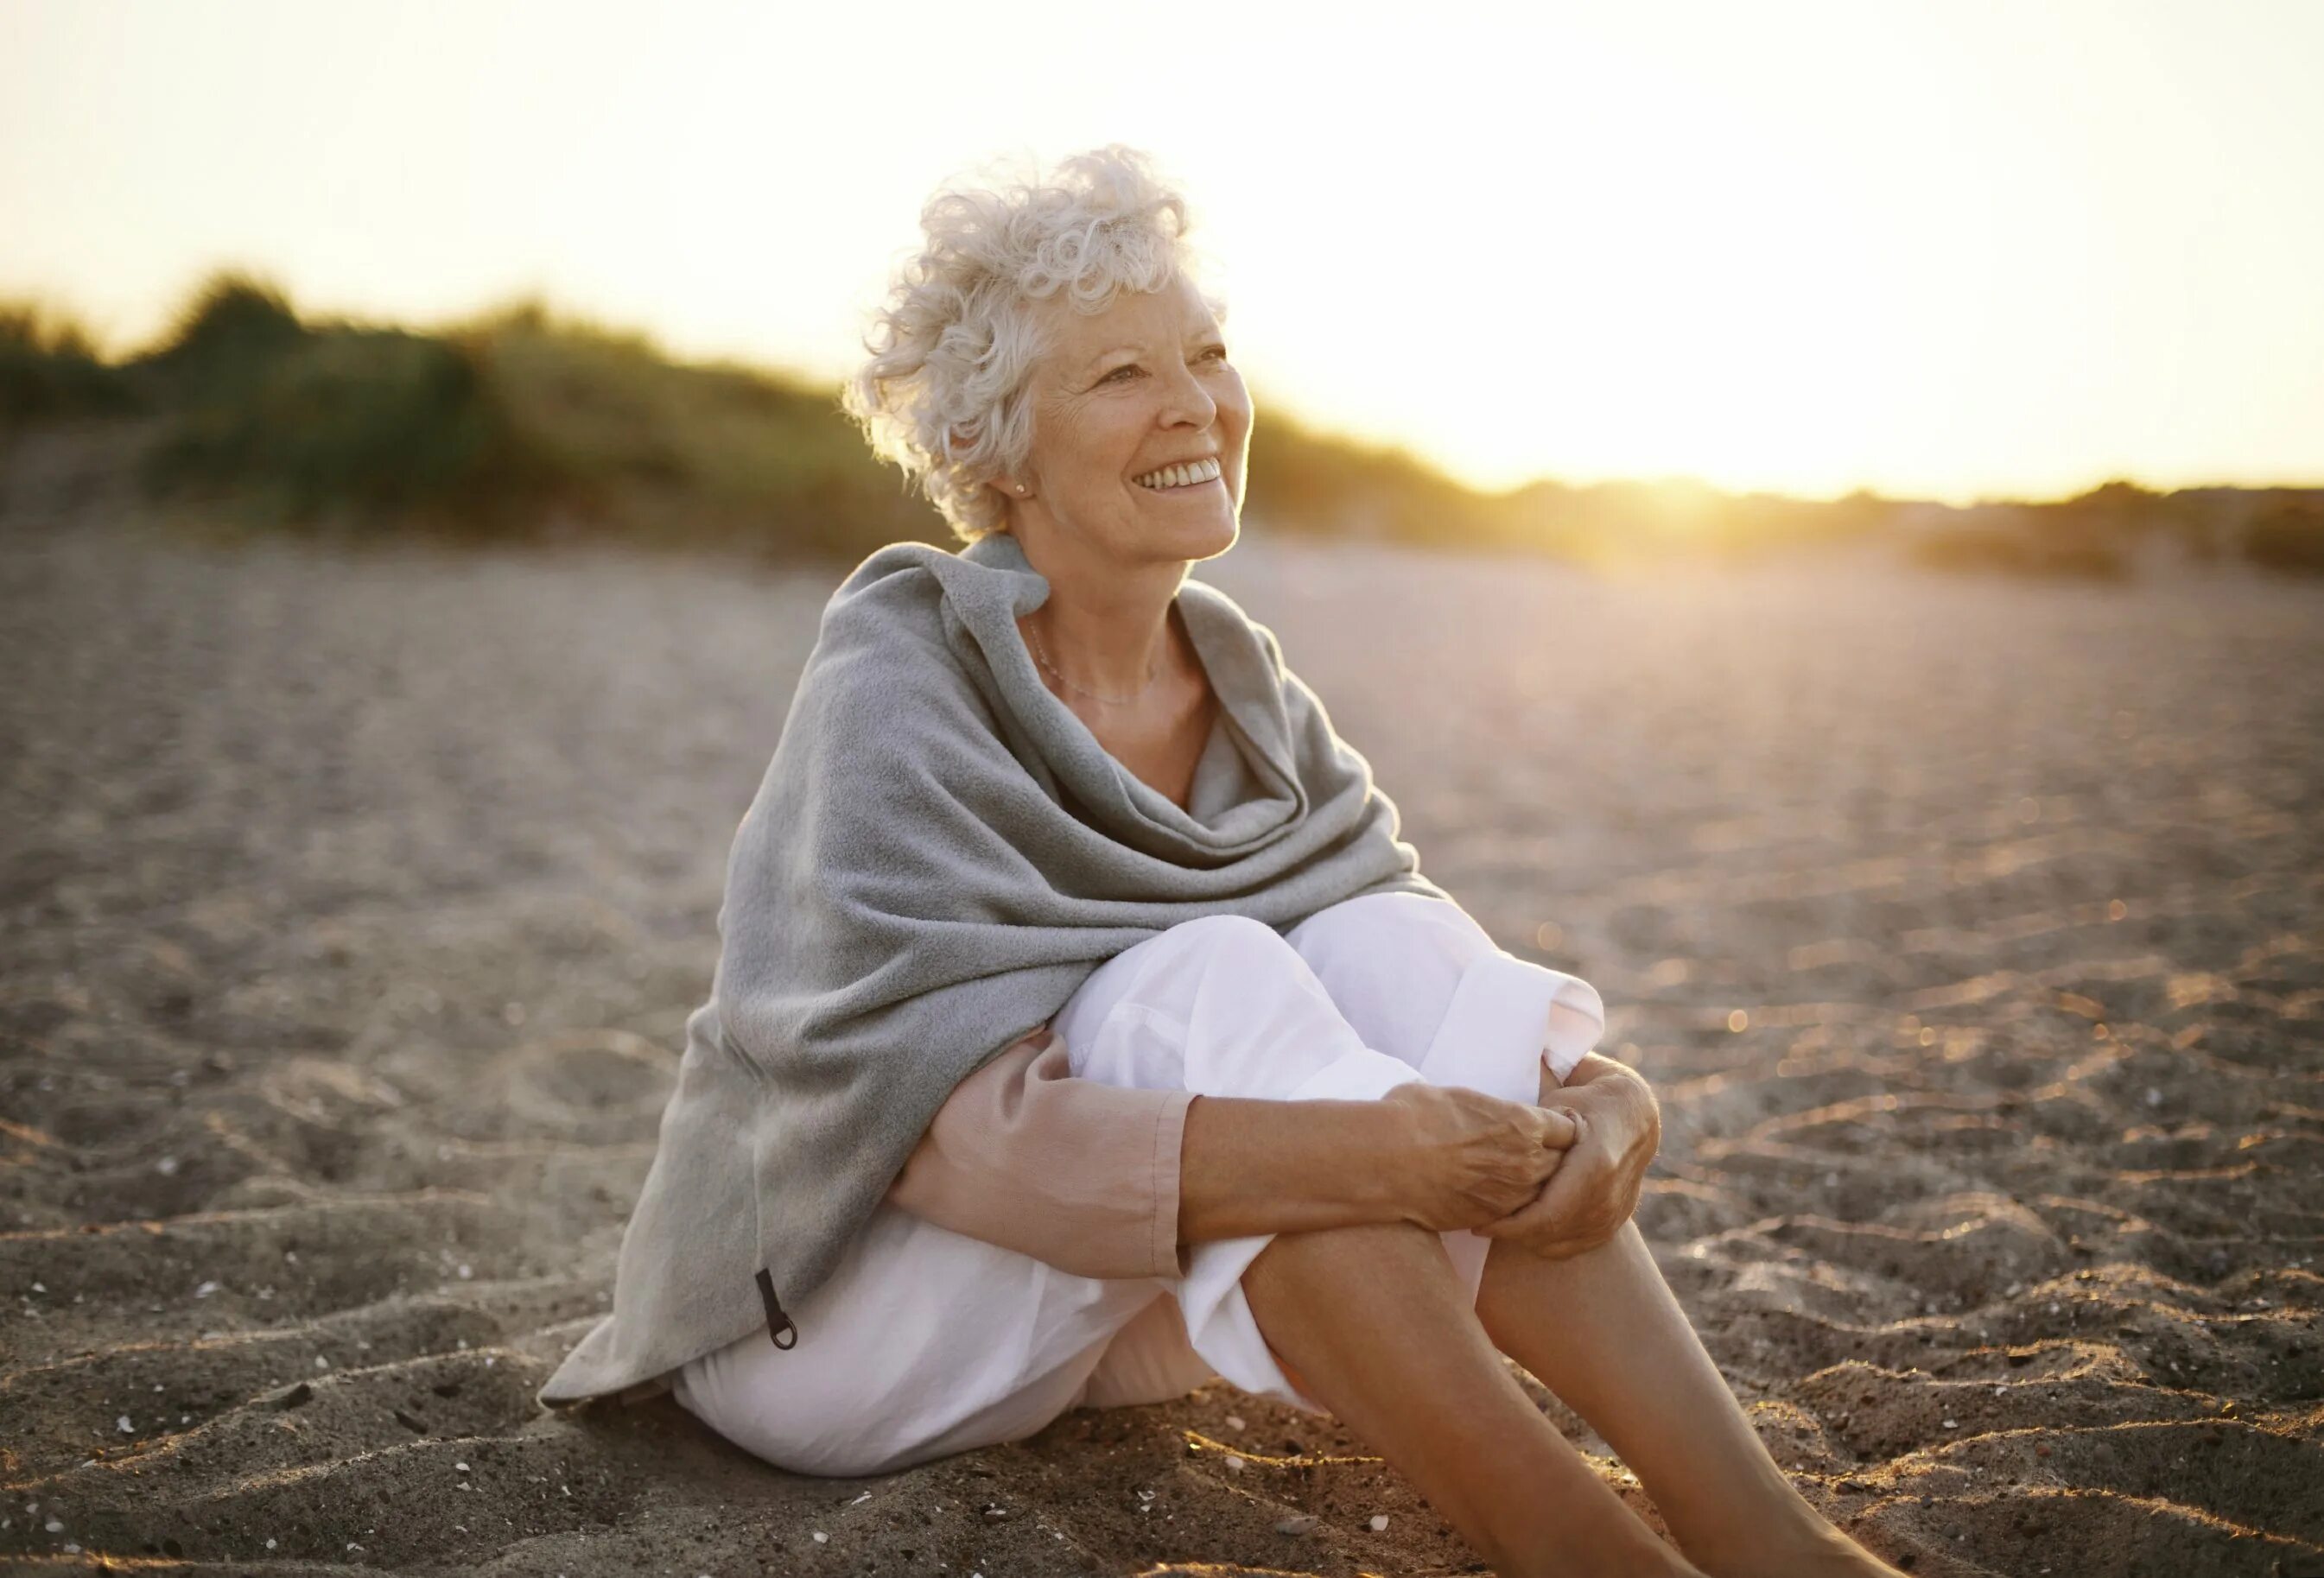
1133, 457, 1223, 491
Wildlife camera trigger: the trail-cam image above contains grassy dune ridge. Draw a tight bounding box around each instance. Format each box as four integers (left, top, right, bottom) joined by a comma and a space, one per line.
4, 269, 2319, 574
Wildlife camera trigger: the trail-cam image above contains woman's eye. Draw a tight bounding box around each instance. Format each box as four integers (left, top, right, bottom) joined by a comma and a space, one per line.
1099, 349, 1225, 386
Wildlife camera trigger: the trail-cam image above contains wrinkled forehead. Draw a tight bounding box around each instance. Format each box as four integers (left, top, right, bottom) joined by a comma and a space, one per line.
1031, 272, 1222, 366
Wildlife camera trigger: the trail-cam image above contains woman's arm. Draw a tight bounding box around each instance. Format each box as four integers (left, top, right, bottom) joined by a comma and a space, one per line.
889, 1031, 1582, 1278
1179, 1080, 1578, 1252
886, 1028, 1196, 1280
1175, 1093, 1410, 1244
887, 1036, 1446, 1279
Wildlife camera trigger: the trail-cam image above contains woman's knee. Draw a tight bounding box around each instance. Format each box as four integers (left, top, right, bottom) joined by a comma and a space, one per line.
1057, 914, 1309, 1051
1244, 1220, 1465, 1324
1286, 891, 1489, 973
1137, 912, 1320, 992
1280, 894, 1496, 1062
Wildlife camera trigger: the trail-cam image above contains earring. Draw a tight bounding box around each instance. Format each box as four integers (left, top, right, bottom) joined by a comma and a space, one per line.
1015, 484, 1028, 495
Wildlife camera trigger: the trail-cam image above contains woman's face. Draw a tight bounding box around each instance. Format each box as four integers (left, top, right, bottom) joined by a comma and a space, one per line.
1009, 271, 1251, 567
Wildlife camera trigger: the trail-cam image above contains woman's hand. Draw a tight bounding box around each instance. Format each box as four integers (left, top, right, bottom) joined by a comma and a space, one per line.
1474, 1053, 1660, 1259
1375, 1081, 1579, 1233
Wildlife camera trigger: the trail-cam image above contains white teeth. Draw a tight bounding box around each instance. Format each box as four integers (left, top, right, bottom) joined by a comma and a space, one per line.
1134, 457, 1221, 490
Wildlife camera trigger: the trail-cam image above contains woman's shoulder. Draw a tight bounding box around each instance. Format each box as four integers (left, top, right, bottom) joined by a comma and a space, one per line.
782, 544, 985, 742
816, 541, 956, 654
1175, 574, 1295, 697
793, 542, 974, 686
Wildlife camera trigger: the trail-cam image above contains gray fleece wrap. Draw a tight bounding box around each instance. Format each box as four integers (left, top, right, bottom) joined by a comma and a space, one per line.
538, 529, 1448, 1408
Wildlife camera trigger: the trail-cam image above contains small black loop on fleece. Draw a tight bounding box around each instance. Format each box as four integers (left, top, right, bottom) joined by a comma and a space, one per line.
754, 1266, 798, 1350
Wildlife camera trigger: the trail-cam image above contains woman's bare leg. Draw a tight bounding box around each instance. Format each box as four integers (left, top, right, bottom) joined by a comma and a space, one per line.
1241, 1219, 1704, 1578
1475, 1223, 1903, 1578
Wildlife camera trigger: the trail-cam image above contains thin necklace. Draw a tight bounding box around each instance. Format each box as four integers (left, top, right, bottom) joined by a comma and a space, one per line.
1024, 618, 1165, 706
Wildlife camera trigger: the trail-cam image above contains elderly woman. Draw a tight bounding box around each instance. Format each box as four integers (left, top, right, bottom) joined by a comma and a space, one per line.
539, 147, 1902, 1578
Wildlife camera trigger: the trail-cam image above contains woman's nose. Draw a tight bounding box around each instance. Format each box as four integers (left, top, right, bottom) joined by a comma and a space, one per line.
1157, 361, 1216, 426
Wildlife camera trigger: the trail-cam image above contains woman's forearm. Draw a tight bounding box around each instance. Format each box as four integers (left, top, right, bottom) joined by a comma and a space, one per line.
1176, 1093, 1406, 1246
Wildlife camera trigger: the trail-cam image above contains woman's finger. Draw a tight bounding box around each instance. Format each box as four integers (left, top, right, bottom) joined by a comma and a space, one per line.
1531, 1105, 1581, 1150
1524, 1145, 1566, 1186
1479, 1159, 1588, 1240
1501, 1129, 1616, 1238
1474, 1187, 1545, 1237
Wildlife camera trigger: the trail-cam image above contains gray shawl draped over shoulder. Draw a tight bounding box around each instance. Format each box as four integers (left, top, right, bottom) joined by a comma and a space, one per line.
538, 529, 1449, 1408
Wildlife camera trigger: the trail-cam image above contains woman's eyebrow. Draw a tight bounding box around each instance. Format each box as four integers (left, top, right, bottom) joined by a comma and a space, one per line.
1083, 334, 1225, 372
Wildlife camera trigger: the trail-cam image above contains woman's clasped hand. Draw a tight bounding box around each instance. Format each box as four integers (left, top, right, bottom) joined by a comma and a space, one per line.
1378, 1054, 1662, 1258
1375, 1081, 1579, 1232
1478, 1054, 1663, 1260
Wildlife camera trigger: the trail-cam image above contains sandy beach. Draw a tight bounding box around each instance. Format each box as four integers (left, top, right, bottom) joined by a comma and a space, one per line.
3, 450, 2320, 1576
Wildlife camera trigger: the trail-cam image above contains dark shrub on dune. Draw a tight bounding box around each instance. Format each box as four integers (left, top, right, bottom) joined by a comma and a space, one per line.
1910, 524, 2130, 579
141, 273, 308, 404
465, 300, 941, 559
112, 278, 947, 555
130, 271, 525, 531
2244, 495, 2324, 574
1908, 487, 2137, 580
142, 323, 519, 529
0, 303, 144, 432
1243, 407, 1487, 548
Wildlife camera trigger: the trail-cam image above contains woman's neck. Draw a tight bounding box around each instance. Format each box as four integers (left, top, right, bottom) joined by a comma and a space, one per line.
1009, 536, 1193, 705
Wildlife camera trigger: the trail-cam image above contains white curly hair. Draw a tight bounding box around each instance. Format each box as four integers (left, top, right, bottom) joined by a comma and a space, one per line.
841, 143, 1229, 544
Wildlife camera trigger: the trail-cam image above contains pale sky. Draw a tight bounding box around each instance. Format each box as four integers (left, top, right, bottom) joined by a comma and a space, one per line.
3, 0, 2319, 505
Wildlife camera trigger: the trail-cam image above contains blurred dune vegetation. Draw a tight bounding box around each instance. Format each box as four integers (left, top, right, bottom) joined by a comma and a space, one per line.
4, 268, 2320, 577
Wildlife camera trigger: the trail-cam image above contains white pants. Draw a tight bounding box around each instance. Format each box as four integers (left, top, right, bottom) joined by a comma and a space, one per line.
670, 891, 1604, 1479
